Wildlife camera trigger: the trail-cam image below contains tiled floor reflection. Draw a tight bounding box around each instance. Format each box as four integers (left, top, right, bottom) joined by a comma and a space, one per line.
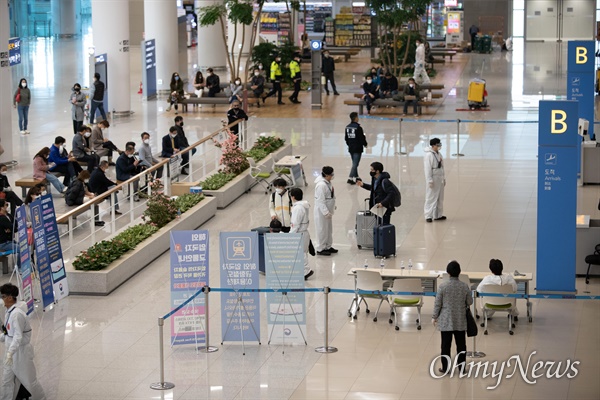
0, 36, 599, 400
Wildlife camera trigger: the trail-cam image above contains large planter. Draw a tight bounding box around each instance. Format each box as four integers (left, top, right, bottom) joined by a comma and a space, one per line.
66, 197, 217, 295
202, 144, 293, 209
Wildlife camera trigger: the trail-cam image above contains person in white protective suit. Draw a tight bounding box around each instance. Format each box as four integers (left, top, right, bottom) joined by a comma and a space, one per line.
424, 138, 446, 223
413, 38, 431, 85
313, 166, 337, 256
289, 188, 314, 280
1, 283, 46, 400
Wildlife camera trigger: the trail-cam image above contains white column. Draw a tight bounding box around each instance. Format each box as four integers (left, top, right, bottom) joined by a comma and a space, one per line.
144, 0, 178, 92
227, 20, 254, 57
91, 0, 130, 114
195, 0, 227, 70
51, 0, 77, 37
0, 1, 14, 162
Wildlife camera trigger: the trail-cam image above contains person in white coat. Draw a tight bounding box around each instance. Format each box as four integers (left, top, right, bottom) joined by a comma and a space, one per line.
313, 166, 336, 256
424, 138, 446, 222
1, 283, 46, 400
413, 38, 431, 85
476, 259, 519, 318
289, 188, 314, 280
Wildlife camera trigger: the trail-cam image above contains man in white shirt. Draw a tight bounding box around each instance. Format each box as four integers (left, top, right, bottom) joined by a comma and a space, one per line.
423, 138, 446, 223
477, 259, 519, 318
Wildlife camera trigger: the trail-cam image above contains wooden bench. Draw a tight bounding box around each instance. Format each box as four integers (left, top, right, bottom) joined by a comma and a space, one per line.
430, 50, 457, 60
15, 171, 66, 197
0, 249, 15, 275
353, 92, 443, 100
180, 97, 231, 112
344, 98, 436, 115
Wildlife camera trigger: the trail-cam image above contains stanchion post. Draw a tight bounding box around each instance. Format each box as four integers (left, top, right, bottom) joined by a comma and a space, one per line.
315, 287, 338, 354
452, 119, 465, 157
396, 118, 407, 155
150, 317, 175, 390
466, 289, 485, 358
198, 286, 219, 353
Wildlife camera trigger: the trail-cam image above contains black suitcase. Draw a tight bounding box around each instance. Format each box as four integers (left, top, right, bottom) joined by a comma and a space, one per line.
373, 224, 396, 258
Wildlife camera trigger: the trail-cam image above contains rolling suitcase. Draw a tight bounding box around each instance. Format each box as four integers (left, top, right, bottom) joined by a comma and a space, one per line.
373, 223, 396, 258
356, 199, 376, 249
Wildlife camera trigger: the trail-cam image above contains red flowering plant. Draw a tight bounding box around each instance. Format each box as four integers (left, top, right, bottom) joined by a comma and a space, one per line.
214, 130, 249, 175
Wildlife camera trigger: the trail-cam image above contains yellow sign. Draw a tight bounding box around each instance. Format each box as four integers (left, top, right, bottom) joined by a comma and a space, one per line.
551, 110, 567, 134
575, 46, 587, 64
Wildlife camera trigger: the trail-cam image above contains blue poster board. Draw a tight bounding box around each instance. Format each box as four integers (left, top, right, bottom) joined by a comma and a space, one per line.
265, 233, 306, 344
38, 195, 68, 301
169, 230, 209, 346
567, 41, 595, 140
536, 100, 579, 293
8, 37, 21, 66
30, 197, 54, 308
142, 39, 157, 100
15, 206, 33, 315
219, 232, 260, 343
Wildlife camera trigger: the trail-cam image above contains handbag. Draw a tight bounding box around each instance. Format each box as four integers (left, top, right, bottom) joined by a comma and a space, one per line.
466, 307, 478, 337
15, 88, 21, 103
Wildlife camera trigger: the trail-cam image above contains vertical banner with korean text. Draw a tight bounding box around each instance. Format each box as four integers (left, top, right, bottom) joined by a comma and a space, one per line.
40, 195, 68, 301
15, 206, 33, 315
219, 232, 260, 343
30, 197, 54, 309
170, 230, 209, 346
265, 233, 306, 344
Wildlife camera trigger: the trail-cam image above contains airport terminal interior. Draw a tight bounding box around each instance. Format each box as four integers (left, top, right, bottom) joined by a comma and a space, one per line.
0, 1, 600, 399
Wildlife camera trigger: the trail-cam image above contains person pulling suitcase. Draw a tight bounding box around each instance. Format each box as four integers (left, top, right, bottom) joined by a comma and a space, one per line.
356, 161, 398, 225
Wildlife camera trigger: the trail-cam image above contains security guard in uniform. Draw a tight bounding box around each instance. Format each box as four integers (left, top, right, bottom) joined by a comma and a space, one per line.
264, 54, 284, 105
289, 53, 302, 104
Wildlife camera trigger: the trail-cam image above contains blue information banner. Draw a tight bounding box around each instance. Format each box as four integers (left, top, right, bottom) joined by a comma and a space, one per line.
567, 41, 595, 140
265, 233, 306, 344
169, 230, 209, 346
30, 197, 54, 309
15, 206, 34, 315
39, 195, 69, 301
8, 37, 21, 66
142, 39, 157, 99
219, 232, 260, 343
537, 100, 579, 293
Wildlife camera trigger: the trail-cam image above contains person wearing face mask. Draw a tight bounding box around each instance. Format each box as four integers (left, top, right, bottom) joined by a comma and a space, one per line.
423, 138, 446, 222
32, 147, 67, 194
250, 68, 265, 106
91, 120, 122, 166
13, 78, 31, 135
226, 101, 248, 136
229, 77, 244, 104
269, 179, 292, 232
369, 67, 381, 87
356, 162, 396, 225
205, 68, 221, 97
174, 116, 194, 174
90, 160, 121, 215
380, 72, 399, 98
23, 187, 41, 229
89, 72, 107, 124
288, 53, 302, 104
193, 70, 205, 97
402, 77, 420, 116
116, 145, 142, 202
413, 38, 431, 84
362, 75, 379, 114
264, 54, 284, 105
289, 188, 314, 280
64, 171, 104, 226
49, 136, 83, 186
345, 112, 368, 185
70, 83, 86, 134
72, 126, 100, 171
166, 72, 184, 114
321, 50, 339, 96
0, 164, 23, 216
138, 132, 163, 179
313, 166, 336, 256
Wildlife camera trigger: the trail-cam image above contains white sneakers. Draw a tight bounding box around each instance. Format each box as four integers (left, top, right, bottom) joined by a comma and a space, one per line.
19, 130, 30, 135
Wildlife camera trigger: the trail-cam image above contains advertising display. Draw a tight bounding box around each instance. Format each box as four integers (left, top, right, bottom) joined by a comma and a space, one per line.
15, 206, 34, 315
265, 233, 306, 344
219, 232, 260, 343
446, 11, 463, 45
41, 195, 68, 301
30, 197, 54, 309
8, 37, 21, 66
169, 230, 209, 346
537, 101, 579, 293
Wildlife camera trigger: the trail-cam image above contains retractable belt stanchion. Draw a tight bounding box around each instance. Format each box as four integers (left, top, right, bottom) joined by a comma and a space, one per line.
396, 118, 407, 155
452, 119, 465, 157
466, 289, 485, 359
315, 287, 338, 354
198, 286, 219, 353
150, 317, 175, 390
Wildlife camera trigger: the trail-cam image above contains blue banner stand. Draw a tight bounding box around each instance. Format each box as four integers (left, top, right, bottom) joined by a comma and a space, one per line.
567, 41, 595, 141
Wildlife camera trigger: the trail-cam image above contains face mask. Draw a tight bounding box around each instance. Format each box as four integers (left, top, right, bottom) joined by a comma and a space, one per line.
127, 153, 134, 158
41, 190, 47, 196
179, 122, 184, 127
324, 54, 329, 58
84, 132, 91, 137
0, 172, 6, 176
409, 84, 414, 87
170, 133, 177, 138
366, 80, 372, 84
276, 188, 284, 195
84, 180, 89, 184
143, 139, 150, 144
59, 145, 65, 152
254, 72, 260, 76
21, 82, 26, 88
74, 87, 80, 92
175, 76, 179, 81
31, 196, 37, 201
235, 80, 241, 85
369, 171, 377, 177
207, 73, 212, 76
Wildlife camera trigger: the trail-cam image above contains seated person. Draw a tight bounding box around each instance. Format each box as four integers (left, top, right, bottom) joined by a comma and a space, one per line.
72, 126, 100, 171
90, 160, 121, 215
229, 77, 243, 104
226, 100, 248, 136
402, 78, 420, 116
33, 147, 66, 194
49, 136, 83, 186
205, 68, 221, 97
65, 170, 103, 226
250, 68, 265, 107
117, 144, 142, 201
0, 199, 19, 264
477, 258, 519, 319
91, 120, 122, 165
23, 187, 41, 228
161, 127, 188, 175
0, 163, 23, 216
380, 72, 399, 98
138, 132, 163, 179
362, 76, 379, 114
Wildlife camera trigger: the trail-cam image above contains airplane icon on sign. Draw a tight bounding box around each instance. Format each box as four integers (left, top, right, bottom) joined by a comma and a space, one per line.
544, 153, 557, 165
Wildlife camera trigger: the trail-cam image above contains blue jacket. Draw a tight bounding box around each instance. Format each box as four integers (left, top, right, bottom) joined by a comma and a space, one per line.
48, 144, 68, 170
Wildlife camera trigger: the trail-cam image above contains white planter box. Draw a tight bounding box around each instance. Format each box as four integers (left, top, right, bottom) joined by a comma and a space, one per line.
66, 197, 217, 295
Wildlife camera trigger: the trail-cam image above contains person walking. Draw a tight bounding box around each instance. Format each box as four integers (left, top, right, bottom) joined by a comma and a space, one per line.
91, 120, 121, 165
289, 188, 314, 280
345, 112, 367, 185
89, 72, 107, 124
469, 24, 480, 50
321, 50, 339, 95
0, 283, 47, 400
356, 162, 396, 225
70, 83, 86, 134
269, 178, 292, 232
432, 261, 473, 374
424, 137, 446, 222
413, 38, 431, 85
314, 166, 336, 256
166, 72, 184, 114
250, 68, 265, 107
13, 78, 31, 135
265, 54, 284, 105
289, 53, 302, 104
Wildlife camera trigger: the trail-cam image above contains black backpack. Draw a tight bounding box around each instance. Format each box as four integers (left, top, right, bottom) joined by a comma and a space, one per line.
382, 179, 401, 207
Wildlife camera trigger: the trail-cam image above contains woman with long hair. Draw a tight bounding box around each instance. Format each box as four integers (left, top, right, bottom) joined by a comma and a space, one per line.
167, 72, 184, 114
33, 147, 66, 194
193, 70, 205, 97
13, 78, 31, 135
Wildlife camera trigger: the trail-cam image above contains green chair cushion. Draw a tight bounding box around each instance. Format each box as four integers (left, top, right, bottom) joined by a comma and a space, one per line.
394, 298, 420, 305
485, 303, 512, 310
276, 168, 291, 174
256, 172, 271, 178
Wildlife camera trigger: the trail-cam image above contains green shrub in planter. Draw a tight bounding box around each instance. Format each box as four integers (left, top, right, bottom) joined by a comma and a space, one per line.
199, 172, 236, 190
174, 193, 205, 213
253, 136, 285, 153
245, 147, 270, 162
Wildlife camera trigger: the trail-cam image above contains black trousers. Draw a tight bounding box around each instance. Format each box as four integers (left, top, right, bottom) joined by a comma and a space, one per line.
290, 79, 301, 101
4, 190, 23, 216
440, 330, 466, 372
403, 100, 418, 114
471, 33, 476, 49
324, 73, 337, 93
52, 162, 83, 185
73, 120, 83, 135
77, 153, 100, 171
266, 80, 282, 102
102, 140, 120, 159
363, 93, 378, 112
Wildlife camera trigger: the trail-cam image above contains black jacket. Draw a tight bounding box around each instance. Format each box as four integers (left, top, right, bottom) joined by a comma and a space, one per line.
0, 175, 11, 191
206, 74, 220, 92
175, 125, 190, 148
345, 122, 367, 153
322, 55, 335, 74
92, 80, 105, 102
161, 134, 182, 158
363, 82, 378, 96
360, 171, 395, 212
0, 214, 15, 243
116, 153, 138, 181
381, 76, 399, 93
65, 179, 86, 206
89, 168, 115, 195
227, 108, 248, 134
